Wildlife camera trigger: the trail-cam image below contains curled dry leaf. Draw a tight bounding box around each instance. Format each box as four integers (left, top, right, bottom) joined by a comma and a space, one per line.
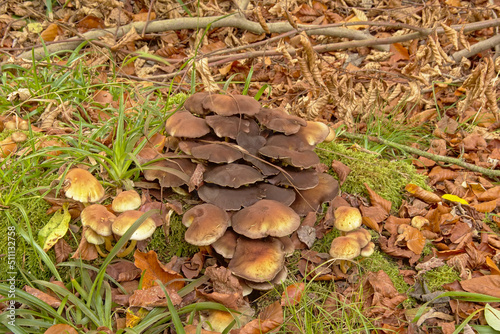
472, 199, 498, 213
281, 282, 305, 307
133, 249, 185, 290
364, 183, 392, 213
405, 183, 441, 203
331, 160, 351, 186
24, 286, 61, 308
236, 301, 283, 334
71, 235, 98, 261
478, 186, 500, 201
182, 251, 204, 279
397, 225, 426, 255
363, 270, 407, 319
106, 260, 141, 282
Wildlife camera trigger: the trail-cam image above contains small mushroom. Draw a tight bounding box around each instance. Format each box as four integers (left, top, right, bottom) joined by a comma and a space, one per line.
294, 121, 330, 146
198, 184, 263, 211
190, 143, 243, 164
334, 206, 363, 233
231, 199, 300, 239
143, 156, 196, 188
257, 183, 296, 206
205, 115, 252, 139
182, 204, 230, 246
81, 204, 117, 256
345, 228, 371, 248
244, 267, 288, 291
360, 241, 375, 257
83, 228, 109, 257
211, 228, 238, 259
183, 91, 211, 116
229, 237, 285, 283
112, 190, 142, 213
329, 236, 361, 273
112, 210, 157, 257
63, 168, 105, 204
165, 111, 210, 138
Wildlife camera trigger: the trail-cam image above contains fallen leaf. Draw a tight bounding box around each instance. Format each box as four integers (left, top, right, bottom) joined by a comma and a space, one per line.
54, 238, 72, 263
38, 203, 71, 252
24, 286, 61, 308
106, 260, 141, 282
460, 275, 500, 298
71, 234, 98, 261
44, 324, 78, 334
281, 283, 305, 307
236, 301, 283, 334
478, 186, 500, 201
405, 184, 441, 203
128, 285, 182, 308
331, 160, 350, 186
364, 183, 392, 213
133, 249, 185, 290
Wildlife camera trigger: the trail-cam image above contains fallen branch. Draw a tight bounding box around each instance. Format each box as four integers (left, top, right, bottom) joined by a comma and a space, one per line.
18, 14, 383, 60
340, 132, 500, 180
452, 33, 500, 61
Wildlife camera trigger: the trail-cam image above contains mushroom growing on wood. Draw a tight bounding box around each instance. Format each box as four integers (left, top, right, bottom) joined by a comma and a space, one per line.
63, 168, 105, 204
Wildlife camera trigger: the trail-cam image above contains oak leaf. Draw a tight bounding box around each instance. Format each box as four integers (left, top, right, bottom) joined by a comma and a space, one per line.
134, 249, 184, 290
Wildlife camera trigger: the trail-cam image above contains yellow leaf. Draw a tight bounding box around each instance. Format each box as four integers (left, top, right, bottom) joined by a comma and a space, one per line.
442, 194, 469, 205
38, 203, 70, 252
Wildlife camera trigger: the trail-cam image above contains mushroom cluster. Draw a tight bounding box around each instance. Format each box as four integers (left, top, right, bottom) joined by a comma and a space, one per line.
62, 168, 156, 257
328, 206, 375, 272
146, 92, 340, 288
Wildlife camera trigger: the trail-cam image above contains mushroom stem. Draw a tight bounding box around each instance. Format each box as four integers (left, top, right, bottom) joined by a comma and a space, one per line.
116, 240, 137, 258
95, 244, 108, 257
339, 260, 352, 274
104, 236, 114, 252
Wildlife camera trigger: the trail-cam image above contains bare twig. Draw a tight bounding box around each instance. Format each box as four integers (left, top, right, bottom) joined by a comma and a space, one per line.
452, 33, 500, 61
340, 132, 500, 180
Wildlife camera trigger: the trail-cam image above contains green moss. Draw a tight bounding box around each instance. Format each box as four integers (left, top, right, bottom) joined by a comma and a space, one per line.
316, 142, 429, 210
146, 212, 199, 263
359, 250, 410, 295
422, 265, 460, 292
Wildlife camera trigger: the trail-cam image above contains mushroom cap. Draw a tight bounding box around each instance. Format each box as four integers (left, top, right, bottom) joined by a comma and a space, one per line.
257, 184, 296, 206
63, 168, 105, 203
165, 111, 210, 138
329, 236, 361, 260
265, 134, 313, 151
143, 156, 196, 188
205, 115, 252, 139
80, 204, 116, 236
203, 164, 264, 188
202, 94, 261, 117
183, 92, 211, 115
112, 210, 157, 240
211, 228, 238, 259
231, 199, 300, 239
84, 228, 105, 245
334, 206, 362, 232
255, 108, 307, 135
190, 143, 243, 164
258, 146, 320, 168
112, 190, 142, 213
360, 241, 375, 257
182, 204, 230, 246
345, 228, 371, 248
295, 121, 330, 146
229, 237, 285, 282
244, 267, 288, 291
290, 173, 340, 216
198, 184, 263, 211
268, 169, 319, 190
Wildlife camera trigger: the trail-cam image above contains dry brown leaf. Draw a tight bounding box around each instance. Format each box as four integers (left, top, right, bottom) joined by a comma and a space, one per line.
40, 23, 60, 42
129, 285, 182, 308
486, 257, 500, 275
428, 166, 460, 186
184, 325, 219, 334
44, 324, 78, 334
364, 183, 392, 213
478, 186, 500, 201
405, 183, 441, 203
76, 15, 105, 33
71, 235, 98, 261
182, 251, 204, 279
362, 216, 380, 233
106, 260, 141, 282
331, 160, 350, 186
133, 11, 156, 22
24, 286, 61, 308
363, 270, 407, 319
54, 238, 72, 264
460, 275, 500, 298
397, 225, 426, 255
236, 301, 283, 334
281, 283, 305, 307
133, 249, 185, 290
359, 205, 388, 223
472, 199, 498, 213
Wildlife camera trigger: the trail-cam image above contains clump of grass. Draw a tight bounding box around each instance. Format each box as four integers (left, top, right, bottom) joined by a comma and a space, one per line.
317, 141, 429, 209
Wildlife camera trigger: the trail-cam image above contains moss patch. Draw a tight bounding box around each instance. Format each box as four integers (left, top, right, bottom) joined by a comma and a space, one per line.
422, 265, 460, 292
316, 141, 429, 210
359, 250, 410, 295
146, 212, 199, 263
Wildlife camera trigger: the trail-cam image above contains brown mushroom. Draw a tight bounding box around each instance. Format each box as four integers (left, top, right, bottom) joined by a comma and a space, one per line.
183, 92, 211, 116
190, 143, 243, 164
257, 183, 296, 206
203, 164, 263, 188
202, 94, 261, 117
290, 173, 339, 216
295, 121, 330, 146
143, 156, 196, 188
165, 111, 210, 138
197, 184, 263, 211
229, 237, 285, 283
255, 107, 307, 135
258, 145, 320, 168
112, 190, 142, 213
268, 169, 319, 190
231, 199, 300, 239
63, 168, 105, 204
211, 228, 238, 259
112, 210, 157, 257
182, 204, 230, 246
205, 115, 252, 139
329, 236, 361, 273
334, 206, 363, 233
